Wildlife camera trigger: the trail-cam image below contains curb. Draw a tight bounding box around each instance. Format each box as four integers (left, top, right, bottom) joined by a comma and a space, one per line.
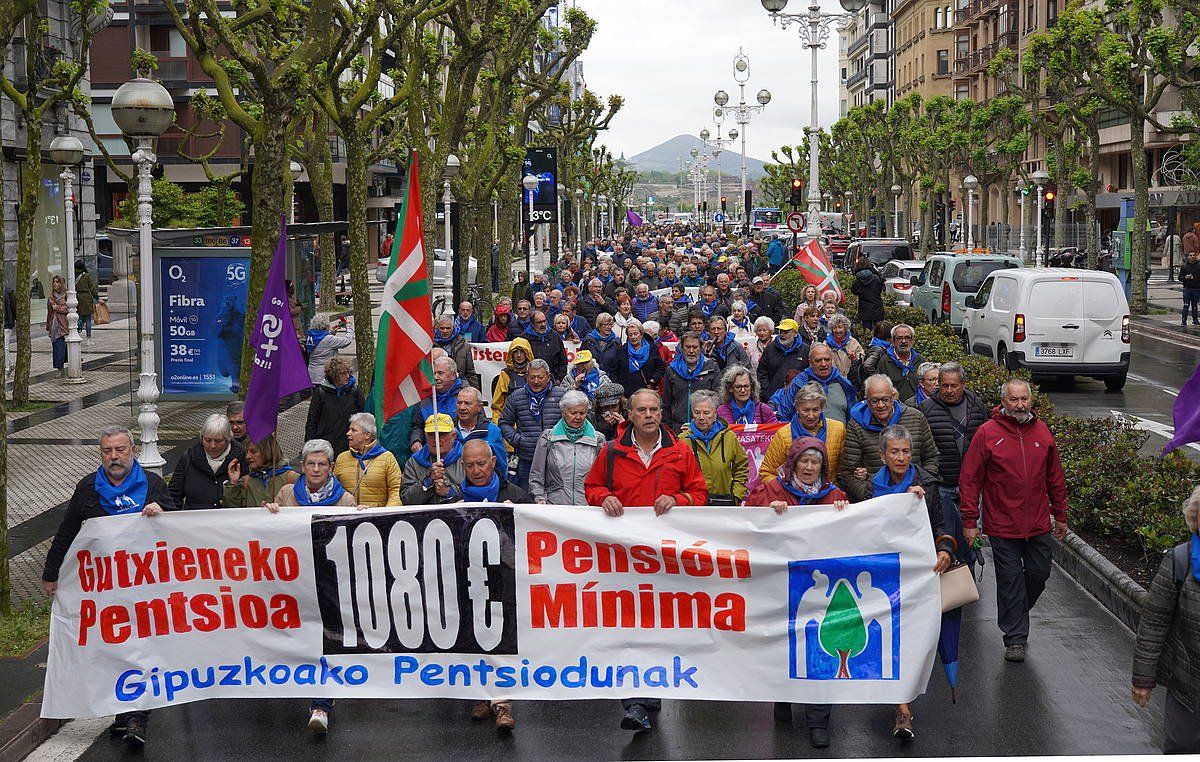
0, 696, 62, 762
1128, 319, 1200, 350
1052, 531, 1148, 633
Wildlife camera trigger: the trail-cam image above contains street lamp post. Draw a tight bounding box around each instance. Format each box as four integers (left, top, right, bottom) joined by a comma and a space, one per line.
1016, 180, 1028, 262
822, 191, 831, 212
111, 76, 175, 474
50, 134, 86, 384
492, 195, 498, 245
556, 183, 565, 259
1032, 169, 1049, 266
522, 173, 538, 278
714, 49, 771, 234
598, 194, 608, 239
288, 161, 303, 223
844, 190, 854, 233
443, 154, 459, 309
963, 174, 979, 250
763, 0, 868, 242
574, 188, 583, 251
891, 184, 902, 238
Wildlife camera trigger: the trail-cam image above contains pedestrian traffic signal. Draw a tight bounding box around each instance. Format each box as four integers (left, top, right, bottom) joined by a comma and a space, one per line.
789, 178, 804, 208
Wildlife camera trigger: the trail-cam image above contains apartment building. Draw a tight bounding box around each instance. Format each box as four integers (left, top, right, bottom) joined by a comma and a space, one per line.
892, 0, 955, 101
841, 0, 895, 110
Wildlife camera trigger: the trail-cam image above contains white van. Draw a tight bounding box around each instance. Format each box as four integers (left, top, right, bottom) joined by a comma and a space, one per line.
960, 268, 1130, 390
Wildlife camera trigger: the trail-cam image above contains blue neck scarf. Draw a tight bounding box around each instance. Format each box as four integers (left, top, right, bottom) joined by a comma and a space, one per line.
528, 387, 550, 420
434, 326, 462, 347
627, 339, 652, 372
673, 294, 692, 306
731, 317, 751, 331
850, 399, 903, 432
713, 333, 737, 361
699, 299, 720, 317
688, 418, 725, 449
305, 329, 330, 353
427, 379, 464, 417
250, 465, 293, 488
453, 314, 478, 334
293, 475, 348, 506
587, 329, 617, 346
1191, 534, 1200, 584
412, 438, 463, 468
886, 346, 919, 376
525, 324, 552, 342
577, 367, 603, 397
670, 351, 706, 380
335, 375, 357, 397
826, 332, 851, 351
778, 478, 839, 505
914, 387, 928, 405
873, 464, 917, 496
870, 337, 892, 349
791, 414, 827, 443
351, 442, 388, 472
461, 472, 501, 502
729, 398, 757, 424
94, 461, 149, 515
773, 336, 803, 355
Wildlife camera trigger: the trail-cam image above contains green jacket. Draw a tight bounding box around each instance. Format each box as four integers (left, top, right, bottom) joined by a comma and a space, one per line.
679, 425, 749, 504
75, 271, 98, 316
838, 403, 939, 502
223, 471, 297, 508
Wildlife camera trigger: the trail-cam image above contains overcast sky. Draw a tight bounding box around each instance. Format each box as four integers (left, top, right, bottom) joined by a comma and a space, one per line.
581, 0, 845, 163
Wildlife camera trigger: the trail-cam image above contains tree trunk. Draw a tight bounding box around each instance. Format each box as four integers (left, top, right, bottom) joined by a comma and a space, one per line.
998, 185, 1010, 251
460, 195, 491, 315
978, 183, 991, 244
344, 131, 376, 389
238, 112, 289, 395
306, 133, 336, 311
498, 183, 521, 298
1129, 116, 1149, 314
13, 118, 43, 406
1051, 140, 1068, 251
0, 132, 9, 615
1084, 127, 1101, 269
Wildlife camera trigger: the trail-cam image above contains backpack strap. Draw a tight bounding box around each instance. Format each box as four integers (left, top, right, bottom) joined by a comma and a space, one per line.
1172, 543, 1191, 586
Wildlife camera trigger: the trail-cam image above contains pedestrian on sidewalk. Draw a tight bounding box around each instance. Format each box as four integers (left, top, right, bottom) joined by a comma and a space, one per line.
42, 426, 175, 748
74, 259, 98, 344
959, 378, 1068, 664
1131, 485, 1200, 753
46, 275, 68, 374
1180, 248, 1200, 326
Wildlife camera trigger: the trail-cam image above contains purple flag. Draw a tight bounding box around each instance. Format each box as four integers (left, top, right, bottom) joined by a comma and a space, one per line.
1163, 360, 1200, 456
244, 225, 310, 442
626, 209, 644, 227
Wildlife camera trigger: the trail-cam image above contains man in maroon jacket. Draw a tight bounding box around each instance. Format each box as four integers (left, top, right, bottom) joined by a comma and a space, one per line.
960, 378, 1068, 663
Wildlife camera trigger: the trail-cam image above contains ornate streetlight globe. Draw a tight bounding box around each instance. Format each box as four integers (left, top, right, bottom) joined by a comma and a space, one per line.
713, 107, 724, 120
714, 90, 730, 107
444, 153, 461, 179
289, 160, 303, 180
575, 188, 583, 199
598, 194, 607, 204
963, 174, 979, 191
49, 135, 85, 166
728, 128, 739, 140
839, 0, 869, 12
761, 0, 788, 11
690, 148, 698, 159
522, 174, 538, 192
735, 57, 748, 74
1031, 169, 1050, 185
111, 77, 174, 138
891, 184, 902, 196
700, 128, 710, 141
757, 89, 772, 106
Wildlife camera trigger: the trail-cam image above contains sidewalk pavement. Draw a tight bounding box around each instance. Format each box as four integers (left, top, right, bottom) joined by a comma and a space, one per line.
1137, 269, 1200, 347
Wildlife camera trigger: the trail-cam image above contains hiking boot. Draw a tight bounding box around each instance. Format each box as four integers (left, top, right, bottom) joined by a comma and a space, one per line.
809, 726, 830, 748
470, 701, 493, 721
892, 709, 915, 740
107, 717, 127, 738
308, 708, 329, 734
123, 715, 147, 747
494, 703, 515, 732
1004, 644, 1026, 662
620, 702, 652, 731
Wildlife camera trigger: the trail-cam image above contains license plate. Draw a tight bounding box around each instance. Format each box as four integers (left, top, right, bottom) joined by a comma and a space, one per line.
1034, 343, 1074, 358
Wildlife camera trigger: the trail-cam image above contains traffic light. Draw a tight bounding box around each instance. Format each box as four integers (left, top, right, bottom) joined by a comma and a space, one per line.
720, 195, 727, 212
789, 178, 804, 208
1043, 189, 1056, 218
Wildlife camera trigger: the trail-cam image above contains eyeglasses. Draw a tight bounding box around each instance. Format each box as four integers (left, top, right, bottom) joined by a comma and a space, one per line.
868, 397, 893, 405
732, 383, 752, 391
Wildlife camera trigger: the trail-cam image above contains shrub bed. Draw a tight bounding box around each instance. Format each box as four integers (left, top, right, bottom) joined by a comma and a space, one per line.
772, 266, 1198, 565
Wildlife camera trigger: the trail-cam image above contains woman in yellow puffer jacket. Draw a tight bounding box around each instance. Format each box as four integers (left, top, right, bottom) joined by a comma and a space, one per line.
333, 412, 402, 506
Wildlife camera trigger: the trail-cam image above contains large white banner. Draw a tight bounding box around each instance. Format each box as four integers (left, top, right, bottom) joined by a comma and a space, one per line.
43, 495, 941, 719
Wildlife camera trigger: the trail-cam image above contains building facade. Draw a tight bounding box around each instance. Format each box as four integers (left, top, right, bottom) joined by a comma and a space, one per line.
892, 0, 955, 101
842, 0, 895, 111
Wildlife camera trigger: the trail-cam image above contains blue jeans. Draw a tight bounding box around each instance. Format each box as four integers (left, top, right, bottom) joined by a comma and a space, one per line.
311, 698, 334, 712
78, 314, 93, 338
51, 336, 66, 369
1183, 288, 1200, 323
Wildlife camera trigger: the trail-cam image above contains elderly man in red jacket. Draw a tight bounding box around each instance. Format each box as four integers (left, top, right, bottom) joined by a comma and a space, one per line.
959, 378, 1068, 664
584, 387, 708, 732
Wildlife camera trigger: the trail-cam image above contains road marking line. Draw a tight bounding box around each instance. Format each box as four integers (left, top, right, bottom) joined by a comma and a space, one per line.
1126, 373, 1179, 396
1110, 410, 1200, 452
24, 716, 111, 761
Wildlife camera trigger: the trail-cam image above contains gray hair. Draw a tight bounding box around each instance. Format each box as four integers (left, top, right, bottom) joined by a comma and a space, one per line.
891, 323, 915, 339
689, 389, 720, 410
794, 382, 827, 408
879, 424, 912, 448
828, 313, 852, 331
201, 412, 232, 441
865, 373, 897, 397
595, 312, 614, 326
625, 318, 644, 336
433, 356, 458, 376
939, 361, 966, 383
642, 320, 661, 337
917, 361, 941, 379
559, 390, 590, 411
1184, 485, 1200, 533
309, 313, 331, 331
98, 425, 134, 447
435, 314, 454, 327
629, 388, 662, 407
999, 377, 1032, 400
226, 401, 245, 417
589, 278, 603, 289
301, 439, 336, 464
348, 412, 378, 438
753, 315, 775, 332
528, 359, 551, 374
720, 364, 759, 405
457, 385, 481, 404
808, 342, 833, 359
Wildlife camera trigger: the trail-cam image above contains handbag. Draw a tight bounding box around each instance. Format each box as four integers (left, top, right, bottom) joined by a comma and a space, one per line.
937, 534, 981, 612
93, 300, 110, 325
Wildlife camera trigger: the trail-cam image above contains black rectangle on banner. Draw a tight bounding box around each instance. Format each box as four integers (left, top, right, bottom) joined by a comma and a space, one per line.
311, 507, 518, 655
523, 147, 558, 224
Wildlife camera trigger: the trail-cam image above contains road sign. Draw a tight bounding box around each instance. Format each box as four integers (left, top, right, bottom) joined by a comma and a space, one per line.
786, 211, 806, 233
713, 212, 725, 222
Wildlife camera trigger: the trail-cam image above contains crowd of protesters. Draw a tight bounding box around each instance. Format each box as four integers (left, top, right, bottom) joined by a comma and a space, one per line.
40, 223, 1196, 755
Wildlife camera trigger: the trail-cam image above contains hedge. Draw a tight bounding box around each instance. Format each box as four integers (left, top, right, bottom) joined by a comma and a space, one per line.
771, 266, 1196, 556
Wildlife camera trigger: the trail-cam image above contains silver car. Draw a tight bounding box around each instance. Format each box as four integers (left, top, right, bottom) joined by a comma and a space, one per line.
376, 247, 477, 286
881, 259, 925, 306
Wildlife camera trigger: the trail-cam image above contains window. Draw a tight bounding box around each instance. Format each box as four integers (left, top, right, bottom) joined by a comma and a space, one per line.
974, 276, 995, 308
935, 7, 943, 27
930, 260, 946, 286
1047, 0, 1058, 26
1025, 0, 1036, 31
953, 260, 1019, 294
992, 277, 1016, 311
937, 49, 949, 74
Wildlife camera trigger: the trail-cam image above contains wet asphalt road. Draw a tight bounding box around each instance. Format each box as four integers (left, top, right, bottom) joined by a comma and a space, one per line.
72, 547, 1166, 760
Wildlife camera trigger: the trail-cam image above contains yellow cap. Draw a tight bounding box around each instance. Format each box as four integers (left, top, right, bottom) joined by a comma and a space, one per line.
778, 319, 799, 332
574, 349, 593, 364
424, 413, 455, 433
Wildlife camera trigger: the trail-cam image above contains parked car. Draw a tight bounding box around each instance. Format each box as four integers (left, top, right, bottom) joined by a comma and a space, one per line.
960, 268, 1130, 391
881, 260, 925, 306
824, 232, 853, 265
376, 247, 477, 286
910, 252, 1022, 328
842, 238, 913, 271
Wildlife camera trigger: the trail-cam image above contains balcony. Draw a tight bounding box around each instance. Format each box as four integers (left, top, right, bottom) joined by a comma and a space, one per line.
154, 57, 188, 83
847, 30, 873, 56
846, 67, 870, 88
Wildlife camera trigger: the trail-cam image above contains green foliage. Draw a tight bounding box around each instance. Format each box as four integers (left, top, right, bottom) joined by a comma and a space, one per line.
0, 601, 50, 657
112, 179, 245, 229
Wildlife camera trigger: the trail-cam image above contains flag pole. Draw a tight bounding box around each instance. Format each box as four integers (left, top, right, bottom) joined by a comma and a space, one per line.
430, 350, 441, 461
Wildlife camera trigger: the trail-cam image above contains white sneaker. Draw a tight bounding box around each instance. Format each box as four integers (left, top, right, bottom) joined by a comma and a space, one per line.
308, 708, 329, 734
